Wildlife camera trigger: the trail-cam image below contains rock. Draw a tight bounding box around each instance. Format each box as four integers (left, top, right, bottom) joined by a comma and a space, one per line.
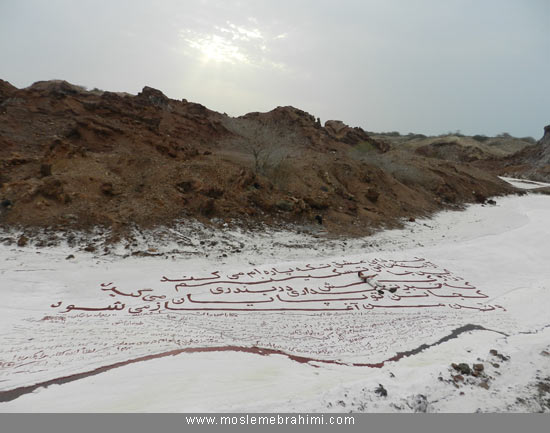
0, 79, 17, 103
17, 235, 28, 247
408, 217, 416, 222
65, 254, 75, 260
324, 120, 348, 135
37, 178, 65, 202
519, 125, 550, 180
453, 375, 464, 383
347, 202, 358, 213
40, 163, 52, 177
473, 191, 487, 204
175, 180, 198, 194
365, 188, 380, 202
305, 195, 330, 210
473, 363, 484, 372
28, 80, 85, 97
276, 200, 294, 212
243, 106, 317, 129
537, 381, 550, 394
374, 384, 387, 397
200, 198, 216, 216
491, 362, 500, 368
155, 144, 178, 158
83, 245, 96, 253
486, 199, 496, 205
203, 187, 224, 199
62, 214, 78, 222
100, 182, 115, 196
479, 381, 490, 390
436, 184, 458, 203
324, 120, 390, 152
453, 363, 471, 375
136, 86, 170, 108
490, 350, 510, 362
541, 124, 550, 144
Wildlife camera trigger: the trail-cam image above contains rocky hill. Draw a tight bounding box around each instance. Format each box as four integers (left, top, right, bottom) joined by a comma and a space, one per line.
463, 125, 550, 183
512, 125, 550, 181
0, 79, 515, 237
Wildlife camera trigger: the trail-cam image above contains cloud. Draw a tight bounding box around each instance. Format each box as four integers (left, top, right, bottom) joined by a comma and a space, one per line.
180, 20, 288, 70
219, 22, 263, 41
182, 31, 248, 64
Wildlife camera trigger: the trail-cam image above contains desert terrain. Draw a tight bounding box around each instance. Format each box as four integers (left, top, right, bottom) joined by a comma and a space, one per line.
1, 80, 549, 412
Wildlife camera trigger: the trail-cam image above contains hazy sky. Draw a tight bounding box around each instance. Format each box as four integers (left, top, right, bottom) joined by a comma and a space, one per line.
1, 0, 548, 137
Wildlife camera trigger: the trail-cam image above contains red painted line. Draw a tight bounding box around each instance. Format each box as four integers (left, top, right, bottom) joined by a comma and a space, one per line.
0, 324, 507, 403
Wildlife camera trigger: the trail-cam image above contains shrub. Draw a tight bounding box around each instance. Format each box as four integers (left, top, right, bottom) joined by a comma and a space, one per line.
472, 135, 489, 142
222, 117, 304, 175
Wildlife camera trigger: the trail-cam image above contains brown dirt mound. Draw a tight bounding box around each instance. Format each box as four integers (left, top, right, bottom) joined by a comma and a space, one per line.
0, 79, 514, 237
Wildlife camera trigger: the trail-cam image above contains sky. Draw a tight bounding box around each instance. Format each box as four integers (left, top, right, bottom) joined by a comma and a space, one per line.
1, 0, 548, 138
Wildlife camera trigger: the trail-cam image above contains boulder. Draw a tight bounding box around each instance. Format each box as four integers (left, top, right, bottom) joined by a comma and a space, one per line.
473, 363, 484, 372
324, 120, 349, 135
27, 80, 86, 97
325, 120, 390, 152
538, 125, 550, 147
452, 363, 471, 375
0, 79, 17, 104
137, 86, 170, 108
